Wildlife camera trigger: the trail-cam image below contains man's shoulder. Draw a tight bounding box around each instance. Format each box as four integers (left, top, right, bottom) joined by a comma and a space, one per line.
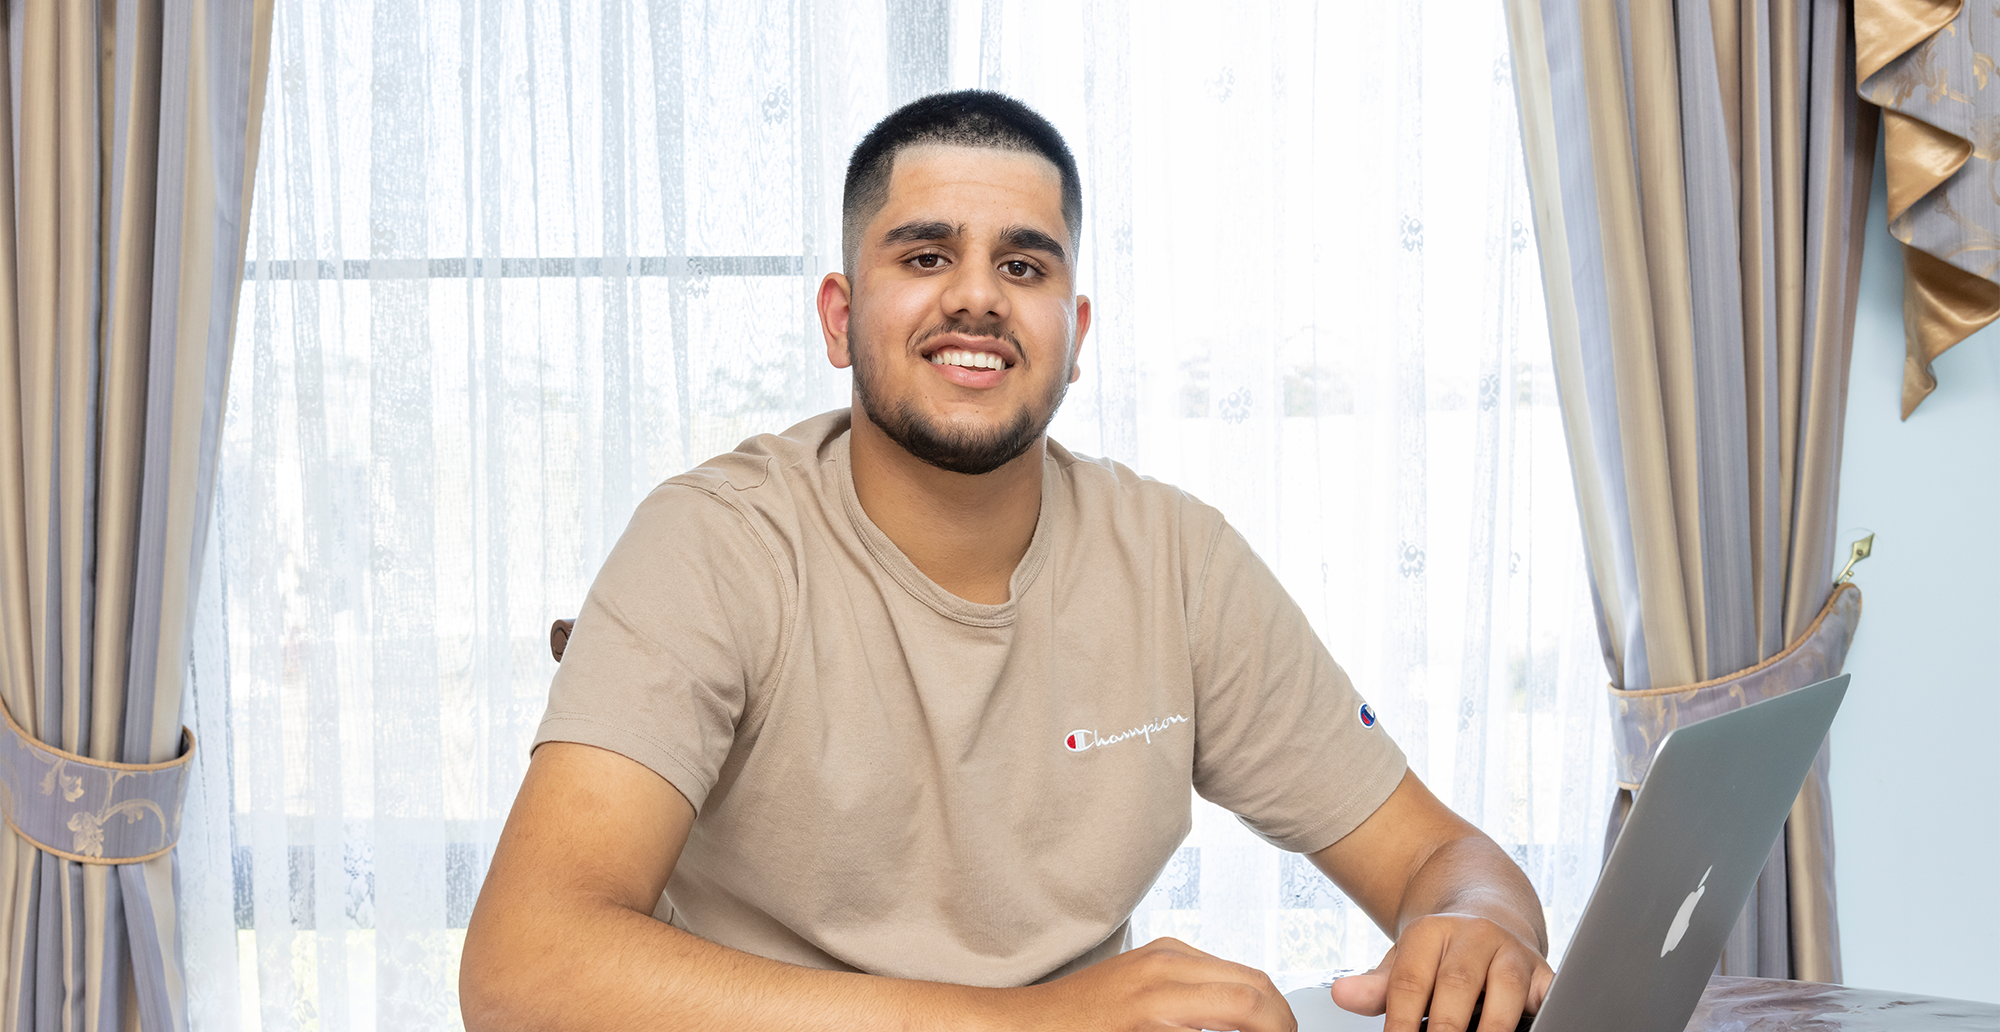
1046, 439, 1228, 546
615, 409, 849, 563
664, 408, 849, 501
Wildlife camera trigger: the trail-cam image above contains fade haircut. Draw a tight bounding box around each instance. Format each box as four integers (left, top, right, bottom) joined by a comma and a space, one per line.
842, 90, 1083, 274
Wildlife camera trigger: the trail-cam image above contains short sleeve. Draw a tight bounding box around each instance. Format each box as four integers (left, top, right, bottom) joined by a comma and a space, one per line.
1188, 521, 1407, 853
533, 482, 789, 812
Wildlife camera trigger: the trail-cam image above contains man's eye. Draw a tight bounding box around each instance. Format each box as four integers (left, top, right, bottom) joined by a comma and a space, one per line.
913, 254, 944, 269
1005, 260, 1037, 277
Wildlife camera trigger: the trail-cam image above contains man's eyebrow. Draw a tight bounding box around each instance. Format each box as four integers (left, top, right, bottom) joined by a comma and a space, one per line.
998, 225, 1069, 264
878, 220, 963, 247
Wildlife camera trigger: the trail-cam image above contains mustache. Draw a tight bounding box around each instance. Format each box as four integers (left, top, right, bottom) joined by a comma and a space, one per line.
915, 319, 1023, 355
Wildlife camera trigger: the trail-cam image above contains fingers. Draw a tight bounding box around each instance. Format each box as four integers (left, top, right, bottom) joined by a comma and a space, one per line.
1328, 970, 1389, 1016
1138, 917, 1548, 1032
1376, 916, 1550, 1032
1163, 978, 1295, 1032
1424, 938, 1489, 1032
1470, 957, 1531, 1032
1526, 961, 1554, 1012
1472, 936, 1553, 1032
1140, 937, 1274, 990
1381, 928, 1447, 1032
1329, 950, 1395, 1016
1117, 938, 1297, 1032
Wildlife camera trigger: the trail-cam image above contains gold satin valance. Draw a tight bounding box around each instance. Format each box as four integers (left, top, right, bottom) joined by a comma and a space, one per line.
1857, 0, 2000, 418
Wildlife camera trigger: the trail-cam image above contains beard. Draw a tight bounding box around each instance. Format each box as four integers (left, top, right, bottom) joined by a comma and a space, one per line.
850, 319, 1071, 476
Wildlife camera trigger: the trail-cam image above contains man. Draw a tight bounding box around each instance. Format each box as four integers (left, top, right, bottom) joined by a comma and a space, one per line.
461, 90, 1552, 1032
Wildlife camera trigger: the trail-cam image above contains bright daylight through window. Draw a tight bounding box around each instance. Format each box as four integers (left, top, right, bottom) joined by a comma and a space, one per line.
179, 1, 1609, 1028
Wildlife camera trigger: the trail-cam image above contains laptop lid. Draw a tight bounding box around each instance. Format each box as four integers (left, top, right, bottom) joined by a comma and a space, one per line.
1285, 674, 1849, 1032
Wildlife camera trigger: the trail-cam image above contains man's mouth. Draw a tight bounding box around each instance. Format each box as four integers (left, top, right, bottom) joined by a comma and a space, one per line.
928, 348, 1012, 371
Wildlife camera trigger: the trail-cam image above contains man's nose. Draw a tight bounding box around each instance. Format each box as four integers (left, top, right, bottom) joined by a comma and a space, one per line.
938, 257, 1009, 322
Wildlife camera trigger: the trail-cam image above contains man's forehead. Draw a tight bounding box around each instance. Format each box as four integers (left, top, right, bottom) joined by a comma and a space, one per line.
889, 141, 1062, 177
878, 143, 1065, 218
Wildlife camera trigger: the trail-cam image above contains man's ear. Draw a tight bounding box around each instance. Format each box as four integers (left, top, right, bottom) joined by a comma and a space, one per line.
818, 272, 854, 369
1069, 294, 1092, 384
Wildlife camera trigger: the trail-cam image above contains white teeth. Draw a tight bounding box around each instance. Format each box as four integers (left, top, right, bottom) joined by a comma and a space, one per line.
929, 349, 1006, 371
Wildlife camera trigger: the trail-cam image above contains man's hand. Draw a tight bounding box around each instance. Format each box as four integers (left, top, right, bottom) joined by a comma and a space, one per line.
1329, 913, 1552, 1032
1022, 937, 1296, 1032
1308, 771, 1554, 1032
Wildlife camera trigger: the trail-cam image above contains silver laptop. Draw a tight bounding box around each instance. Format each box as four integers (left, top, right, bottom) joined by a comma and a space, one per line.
1286, 674, 1849, 1032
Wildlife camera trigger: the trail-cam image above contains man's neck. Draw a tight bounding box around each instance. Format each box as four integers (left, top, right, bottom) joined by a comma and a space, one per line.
847, 410, 1044, 606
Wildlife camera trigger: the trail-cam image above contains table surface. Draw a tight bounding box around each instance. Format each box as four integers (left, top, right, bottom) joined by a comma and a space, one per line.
1688, 976, 2000, 1031
1282, 976, 2000, 1031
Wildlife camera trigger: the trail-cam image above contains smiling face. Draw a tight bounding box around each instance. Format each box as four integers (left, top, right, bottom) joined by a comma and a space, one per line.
821, 143, 1090, 476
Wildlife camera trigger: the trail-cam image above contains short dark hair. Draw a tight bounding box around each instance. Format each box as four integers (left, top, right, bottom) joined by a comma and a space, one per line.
841, 90, 1083, 273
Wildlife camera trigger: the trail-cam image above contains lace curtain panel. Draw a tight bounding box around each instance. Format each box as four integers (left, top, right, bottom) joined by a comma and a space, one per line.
177, 0, 1611, 1028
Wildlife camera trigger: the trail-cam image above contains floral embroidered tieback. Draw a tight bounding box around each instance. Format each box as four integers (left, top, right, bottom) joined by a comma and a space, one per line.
0, 698, 194, 865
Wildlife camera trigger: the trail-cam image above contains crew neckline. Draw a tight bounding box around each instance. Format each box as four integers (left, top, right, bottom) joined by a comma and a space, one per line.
832, 430, 1057, 628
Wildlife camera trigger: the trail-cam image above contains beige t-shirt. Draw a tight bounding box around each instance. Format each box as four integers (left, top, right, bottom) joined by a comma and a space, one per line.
535, 409, 1405, 987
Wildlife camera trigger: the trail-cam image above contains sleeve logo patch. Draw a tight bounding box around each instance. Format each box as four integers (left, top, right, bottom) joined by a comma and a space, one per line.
1358, 703, 1378, 729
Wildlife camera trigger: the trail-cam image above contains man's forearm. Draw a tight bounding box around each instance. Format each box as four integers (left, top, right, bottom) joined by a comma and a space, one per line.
469, 746, 1298, 1032
1395, 834, 1548, 955
460, 896, 1012, 1032
461, 897, 1303, 1032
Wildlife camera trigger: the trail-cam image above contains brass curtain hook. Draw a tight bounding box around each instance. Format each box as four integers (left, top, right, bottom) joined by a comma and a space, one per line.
1835, 532, 1875, 585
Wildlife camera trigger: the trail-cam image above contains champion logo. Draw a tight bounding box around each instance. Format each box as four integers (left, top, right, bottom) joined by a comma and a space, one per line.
1065, 714, 1189, 753
1358, 703, 1377, 729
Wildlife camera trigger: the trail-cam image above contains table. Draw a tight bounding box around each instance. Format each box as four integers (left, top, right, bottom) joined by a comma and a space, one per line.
1283, 977, 1999, 1031
1687, 976, 1999, 1031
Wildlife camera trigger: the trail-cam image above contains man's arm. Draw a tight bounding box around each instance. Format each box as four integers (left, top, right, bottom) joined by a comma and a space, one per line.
1309, 769, 1554, 1032
460, 742, 1299, 1032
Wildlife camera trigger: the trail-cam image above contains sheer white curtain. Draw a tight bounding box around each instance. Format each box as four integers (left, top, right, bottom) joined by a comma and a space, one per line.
177, 0, 1611, 1028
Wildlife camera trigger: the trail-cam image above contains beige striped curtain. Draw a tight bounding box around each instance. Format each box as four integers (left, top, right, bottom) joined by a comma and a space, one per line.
1506, 0, 1876, 980
0, 2, 272, 1030
1855, 1, 2000, 417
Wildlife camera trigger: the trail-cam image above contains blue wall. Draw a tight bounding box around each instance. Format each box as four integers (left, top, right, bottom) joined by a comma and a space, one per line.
1831, 142, 2000, 1004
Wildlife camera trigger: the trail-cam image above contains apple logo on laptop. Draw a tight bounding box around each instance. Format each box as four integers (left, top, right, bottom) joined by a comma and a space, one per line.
1660, 866, 1711, 957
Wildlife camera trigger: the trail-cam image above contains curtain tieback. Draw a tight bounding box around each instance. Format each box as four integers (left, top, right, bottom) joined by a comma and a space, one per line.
0, 697, 195, 864
1608, 583, 1863, 790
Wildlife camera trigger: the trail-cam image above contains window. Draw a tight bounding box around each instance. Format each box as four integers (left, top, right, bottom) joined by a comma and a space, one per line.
181, 2, 1608, 1027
